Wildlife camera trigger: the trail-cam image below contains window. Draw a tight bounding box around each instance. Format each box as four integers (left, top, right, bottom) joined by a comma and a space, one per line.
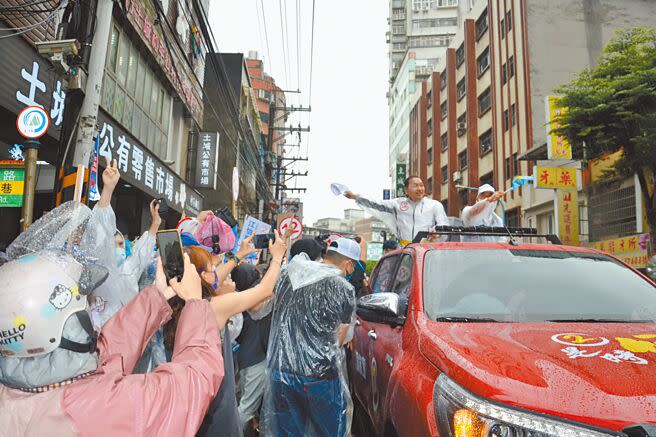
510, 103, 516, 126
428, 147, 433, 165
506, 10, 513, 33
480, 172, 493, 187
475, 8, 488, 39
440, 101, 448, 120
392, 42, 406, 50
479, 128, 493, 155
509, 55, 515, 79
457, 78, 466, 100
442, 198, 448, 213
505, 157, 511, 179
101, 22, 170, 160
503, 109, 509, 132
426, 90, 432, 108
441, 132, 448, 151
501, 63, 507, 84
459, 150, 468, 170
513, 152, 519, 175
408, 34, 453, 48
506, 208, 520, 228
108, 26, 119, 72
477, 47, 490, 76
457, 112, 467, 136
478, 87, 491, 115
371, 255, 400, 293
441, 165, 449, 182
437, 0, 458, 6
392, 254, 414, 295
427, 119, 433, 137
456, 44, 465, 68
500, 18, 505, 39
440, 70, 447, 89
412, 17, 458, 28
392, 24, 406, 34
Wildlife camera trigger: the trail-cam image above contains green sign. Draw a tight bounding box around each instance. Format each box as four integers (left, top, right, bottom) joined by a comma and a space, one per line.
366, 242, 384, 261
0, 168, 24, 207
395, 163, 406, 198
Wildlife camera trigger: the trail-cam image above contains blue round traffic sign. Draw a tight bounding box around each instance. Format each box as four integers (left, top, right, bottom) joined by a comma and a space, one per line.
16, 106, 50, 139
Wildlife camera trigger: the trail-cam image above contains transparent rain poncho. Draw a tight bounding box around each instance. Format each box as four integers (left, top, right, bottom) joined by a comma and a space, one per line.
260, 254, 356, 437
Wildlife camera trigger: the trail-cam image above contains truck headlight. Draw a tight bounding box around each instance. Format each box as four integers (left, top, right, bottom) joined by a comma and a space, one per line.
434, 373, 621, 437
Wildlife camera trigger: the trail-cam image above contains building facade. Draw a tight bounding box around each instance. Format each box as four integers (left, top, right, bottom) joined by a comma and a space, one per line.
408, 0, 656, 243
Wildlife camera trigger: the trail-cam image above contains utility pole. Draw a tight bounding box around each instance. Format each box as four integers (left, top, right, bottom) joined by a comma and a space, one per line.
71, 0, 114, 167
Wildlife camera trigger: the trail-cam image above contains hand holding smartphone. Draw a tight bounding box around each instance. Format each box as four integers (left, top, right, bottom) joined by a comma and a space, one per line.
156, 230, 184, 281
253, 233, 275, 250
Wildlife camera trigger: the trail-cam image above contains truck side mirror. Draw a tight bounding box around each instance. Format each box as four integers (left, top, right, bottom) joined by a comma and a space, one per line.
356, 292, 408, 327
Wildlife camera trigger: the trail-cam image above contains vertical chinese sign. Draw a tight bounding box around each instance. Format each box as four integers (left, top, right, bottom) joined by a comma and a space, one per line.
396, 163, 406, 198
546, 96, 572, 160
195, 132, 219, 189
557, 190, 579, 246
0, 169, 25, 207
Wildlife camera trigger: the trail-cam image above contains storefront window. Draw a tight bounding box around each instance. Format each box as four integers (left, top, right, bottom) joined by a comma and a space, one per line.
102, 22, 170, 160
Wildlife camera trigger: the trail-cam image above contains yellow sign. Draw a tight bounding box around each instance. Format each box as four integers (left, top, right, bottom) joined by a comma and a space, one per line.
546, 96, 572, 160
589, 233, 651, 268
557, 189, 579, 246
535, 166, 577, 189
590, 149, 623, 183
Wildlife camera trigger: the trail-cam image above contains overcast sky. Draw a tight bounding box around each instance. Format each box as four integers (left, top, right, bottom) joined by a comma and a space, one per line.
209, 0, 391, 224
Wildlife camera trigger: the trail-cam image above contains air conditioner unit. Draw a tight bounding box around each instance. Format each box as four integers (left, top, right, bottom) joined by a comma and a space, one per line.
452, 171, 462, 182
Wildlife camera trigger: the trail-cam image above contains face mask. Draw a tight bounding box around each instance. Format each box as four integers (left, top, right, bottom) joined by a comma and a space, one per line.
115, 247, 127, 266
211, 270, 219, 290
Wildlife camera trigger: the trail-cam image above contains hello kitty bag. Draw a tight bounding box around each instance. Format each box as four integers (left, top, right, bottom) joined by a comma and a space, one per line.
195, 213, 236, 255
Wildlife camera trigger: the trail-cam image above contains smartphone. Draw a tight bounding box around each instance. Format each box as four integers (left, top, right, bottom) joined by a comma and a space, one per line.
253, 233, 275, 249
156, 230, 184, 281
156, 198, 169, 215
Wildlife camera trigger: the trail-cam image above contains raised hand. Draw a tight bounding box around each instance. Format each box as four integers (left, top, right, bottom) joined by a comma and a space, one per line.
269, 230, 287, 262
155, 257, 176, 300
169, 254, 202, 301
102, 156, 120, 191
235, 233, 258, 259
148, 199, 162, 235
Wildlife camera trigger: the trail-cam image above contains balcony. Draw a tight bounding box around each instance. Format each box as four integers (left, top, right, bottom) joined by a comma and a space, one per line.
392, 12, 406, 21
415, 65, 433, 77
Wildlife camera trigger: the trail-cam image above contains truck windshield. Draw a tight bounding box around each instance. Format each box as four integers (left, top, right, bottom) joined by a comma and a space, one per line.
423, 249, 656, 322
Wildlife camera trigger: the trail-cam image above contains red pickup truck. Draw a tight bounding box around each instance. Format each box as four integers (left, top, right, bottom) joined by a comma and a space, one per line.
349, 239, 656, 437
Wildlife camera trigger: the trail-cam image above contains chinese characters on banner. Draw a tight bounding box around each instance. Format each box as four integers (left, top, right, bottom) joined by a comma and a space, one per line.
195, 132, 219, 189
0, 169, 24, 207
534, 166, 577, 189
557, 189, 579, 246
589, 233, 651, 269
233, 215, 271, 264
97, 110, 202, 216
546, 96, 572, 160
395, 163, 407, 198
124, 0, 203, 124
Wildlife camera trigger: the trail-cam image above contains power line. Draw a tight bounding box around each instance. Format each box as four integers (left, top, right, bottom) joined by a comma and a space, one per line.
278, 0, 289, 88
0, 0, 64, 38
259, 0, 273, 68
309, 0, 316, 105
296, 0, 301, 94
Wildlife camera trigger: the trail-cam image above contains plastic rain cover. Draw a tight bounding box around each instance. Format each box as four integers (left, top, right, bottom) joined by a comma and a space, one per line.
260, 254, 356, 437
461, 200, 505, 242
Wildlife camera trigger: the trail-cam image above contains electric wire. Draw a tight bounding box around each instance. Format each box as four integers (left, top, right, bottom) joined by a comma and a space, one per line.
259, 0, 273, 69
0, 0, 64, 38
278, 0, 289, 88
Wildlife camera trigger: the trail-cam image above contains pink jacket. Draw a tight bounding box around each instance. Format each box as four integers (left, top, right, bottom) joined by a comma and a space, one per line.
0, 286, 224, 436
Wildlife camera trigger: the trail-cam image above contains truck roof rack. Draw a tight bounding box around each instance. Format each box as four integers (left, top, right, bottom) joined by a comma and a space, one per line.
411, 226, 563, 245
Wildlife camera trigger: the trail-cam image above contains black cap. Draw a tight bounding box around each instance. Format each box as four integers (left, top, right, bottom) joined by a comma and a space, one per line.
290, 238, 324, 261
383, 239, 399, 251
231, 263, 261, 291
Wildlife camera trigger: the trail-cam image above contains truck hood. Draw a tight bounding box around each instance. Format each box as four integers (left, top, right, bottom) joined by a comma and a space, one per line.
417, 315, 656, 430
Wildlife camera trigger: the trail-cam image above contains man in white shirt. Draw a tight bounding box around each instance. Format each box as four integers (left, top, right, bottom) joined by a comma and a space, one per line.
461, 184, 506, 242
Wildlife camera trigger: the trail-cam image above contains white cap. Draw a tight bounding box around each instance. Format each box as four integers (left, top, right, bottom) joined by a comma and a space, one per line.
477, 184, 496, 197
327, 238, 361, 261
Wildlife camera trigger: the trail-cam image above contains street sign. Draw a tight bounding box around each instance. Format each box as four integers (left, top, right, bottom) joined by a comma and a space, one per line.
366, 242, 383, 261
534, 166, 577, 189
395, 163, 406, 198
278, 216, 303, 240
383, 189, 391, 200
557, 189, 579, 246
0, 168, 25, 207
16, 106, 49, 139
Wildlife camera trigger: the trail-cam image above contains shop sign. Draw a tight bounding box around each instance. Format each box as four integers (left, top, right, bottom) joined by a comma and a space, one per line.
0, 144, 25, 165
124, 0, 203, 124
0, 34, 66, 139
546, 96, 572, 160
195, 132, 219, 189
0, 168, 24, 207
534, 166, 577, 190
589, 233, 651, 269
590, 149, 623, 183
557, 189, 579, 246
396, 163, 407, 198
16, 106, 50, 139
97, 110, 202, 215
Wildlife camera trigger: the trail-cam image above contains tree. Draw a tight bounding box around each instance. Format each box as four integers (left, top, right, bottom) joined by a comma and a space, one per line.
554, 27, 656, 242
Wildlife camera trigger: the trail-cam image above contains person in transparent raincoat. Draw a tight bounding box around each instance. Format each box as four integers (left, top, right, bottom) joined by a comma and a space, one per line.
461, 184, 506, 243
260, 238, 360, 437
